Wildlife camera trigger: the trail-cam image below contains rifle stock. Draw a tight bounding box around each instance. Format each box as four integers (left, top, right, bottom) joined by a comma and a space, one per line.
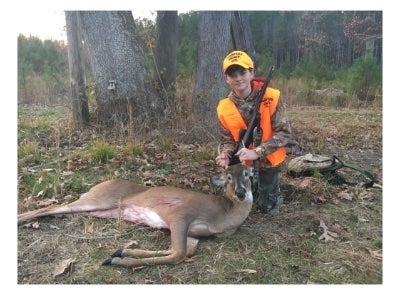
229, 66, 275, 166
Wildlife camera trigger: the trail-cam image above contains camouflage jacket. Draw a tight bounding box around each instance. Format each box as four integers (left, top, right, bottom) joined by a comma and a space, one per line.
218, 84, 294, 167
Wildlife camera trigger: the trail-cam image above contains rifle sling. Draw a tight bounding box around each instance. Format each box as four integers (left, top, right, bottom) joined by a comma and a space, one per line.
333, 156, 375, 188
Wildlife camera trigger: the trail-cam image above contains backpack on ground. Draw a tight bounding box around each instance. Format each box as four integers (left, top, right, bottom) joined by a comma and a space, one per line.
286, 153, 375, 188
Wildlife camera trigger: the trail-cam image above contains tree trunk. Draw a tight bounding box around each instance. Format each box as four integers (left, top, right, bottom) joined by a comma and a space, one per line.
192, 11, 231, 132
232, 12, 256, 65
65, 11, 89, 127
154, 11, 178, 110
77, 11, 162, 126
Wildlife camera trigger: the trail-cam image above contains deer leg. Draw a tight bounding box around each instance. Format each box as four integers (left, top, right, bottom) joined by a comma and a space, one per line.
185, 237, 199, 257
106, 235, 199, 260
102, 222, 192, 267
102, 249, 185, 267
110, 248, 173, 258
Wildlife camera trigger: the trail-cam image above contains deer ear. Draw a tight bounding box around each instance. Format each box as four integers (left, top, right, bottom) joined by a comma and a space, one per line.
211, 175, 226, 187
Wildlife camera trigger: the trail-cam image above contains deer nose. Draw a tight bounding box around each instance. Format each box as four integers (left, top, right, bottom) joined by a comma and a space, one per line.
235, 187, 246, 200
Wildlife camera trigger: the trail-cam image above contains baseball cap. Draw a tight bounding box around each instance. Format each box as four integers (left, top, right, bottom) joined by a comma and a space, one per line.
223, 51, 254, 73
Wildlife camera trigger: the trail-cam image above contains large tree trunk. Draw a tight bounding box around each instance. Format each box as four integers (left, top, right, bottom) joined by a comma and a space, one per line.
154, 11, 178, 110
192, 11, 231, 132
65, 11, 89, 127
77, 11, 162, 126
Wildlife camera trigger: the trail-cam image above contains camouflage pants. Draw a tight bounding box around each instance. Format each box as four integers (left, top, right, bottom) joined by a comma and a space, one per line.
254, 166, 283, 213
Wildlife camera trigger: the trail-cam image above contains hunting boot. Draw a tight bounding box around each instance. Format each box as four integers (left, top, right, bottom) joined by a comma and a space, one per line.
255, 166, 283, 214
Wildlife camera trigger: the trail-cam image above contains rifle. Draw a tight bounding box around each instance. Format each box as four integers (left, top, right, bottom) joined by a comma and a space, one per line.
229, 66, 275, 166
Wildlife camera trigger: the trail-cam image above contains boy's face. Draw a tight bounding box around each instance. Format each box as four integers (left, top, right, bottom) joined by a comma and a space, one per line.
225, 66, 254, 94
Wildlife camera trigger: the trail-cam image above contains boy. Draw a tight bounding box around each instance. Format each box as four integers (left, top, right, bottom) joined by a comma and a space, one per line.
215, 50, 293, 213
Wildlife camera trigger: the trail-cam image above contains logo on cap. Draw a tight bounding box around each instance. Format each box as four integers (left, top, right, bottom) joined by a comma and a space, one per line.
223, 51, 254, 73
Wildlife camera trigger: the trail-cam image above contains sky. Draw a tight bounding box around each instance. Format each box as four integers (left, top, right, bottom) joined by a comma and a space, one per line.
13, 0, 390, 41
16, 10, 159, 41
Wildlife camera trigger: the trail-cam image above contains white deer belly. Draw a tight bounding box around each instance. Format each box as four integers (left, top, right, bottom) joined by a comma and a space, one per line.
122, 206, 168, 229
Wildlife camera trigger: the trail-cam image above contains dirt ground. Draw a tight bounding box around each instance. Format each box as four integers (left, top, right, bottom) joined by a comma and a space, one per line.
16, 105, 383, 285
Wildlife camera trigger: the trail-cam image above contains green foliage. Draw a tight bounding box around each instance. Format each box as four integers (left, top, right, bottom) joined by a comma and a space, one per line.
18, 34, 68, 104
346, 53, 382, 99
20, 117, 52, 132
135, 17, 157, 75
89, 140, 116, 163
69, 173, 90, 194
18, 141, 41, 164
158, 137, 174, 152
177, 11, 199, 78
18, 34, 67, 79
253, 52, 274, 76
17, 11, 382, 108
292, 48, 337, 83
124, 140, 145, 156
20, 170, 63, 198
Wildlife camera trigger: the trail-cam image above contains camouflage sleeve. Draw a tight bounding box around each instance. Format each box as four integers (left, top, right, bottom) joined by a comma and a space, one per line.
257, 99, 293, 157
218, 123, 236, 158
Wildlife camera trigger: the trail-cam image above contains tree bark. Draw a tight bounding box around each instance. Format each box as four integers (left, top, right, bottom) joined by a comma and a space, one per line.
65, 11, 89, 127
192, 11, 231, 131
154, 11, 178, 110
233, 12, 256, 58
77, 11, 162, 126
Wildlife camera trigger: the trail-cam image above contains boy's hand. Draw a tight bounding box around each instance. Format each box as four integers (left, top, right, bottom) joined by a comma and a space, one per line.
215, 152, 230, 167
235, 148, 259, 161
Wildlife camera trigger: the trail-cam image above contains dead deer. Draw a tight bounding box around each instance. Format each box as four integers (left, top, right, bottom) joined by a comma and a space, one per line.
18, 163, 253, 268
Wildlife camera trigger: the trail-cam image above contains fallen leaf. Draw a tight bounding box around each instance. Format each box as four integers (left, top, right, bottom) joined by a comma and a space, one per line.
61, 170, 74, 176
22, 221, 40, 229
124, 240, 139, 248
236, 269, 257, 274
358, 217, 369, 223
52, 258, 75, 278
337, 191, 353, 200
84, 221, 94, 234
367, 248, 382, 260
36, 199, 58, 207
318, 218, 338, 242
300, 178, 311, 189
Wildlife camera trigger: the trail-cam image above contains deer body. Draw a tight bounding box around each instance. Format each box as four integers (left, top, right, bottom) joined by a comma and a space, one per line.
18, 164, 253, 268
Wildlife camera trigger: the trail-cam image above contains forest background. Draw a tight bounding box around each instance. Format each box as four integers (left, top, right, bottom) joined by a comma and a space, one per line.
17, 10, 382, 111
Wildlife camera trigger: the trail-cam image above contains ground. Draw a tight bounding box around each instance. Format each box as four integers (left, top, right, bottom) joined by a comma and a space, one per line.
17, 105, 382, 284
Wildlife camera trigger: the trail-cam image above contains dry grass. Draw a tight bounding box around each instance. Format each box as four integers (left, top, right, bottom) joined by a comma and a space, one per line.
17, 105, 382, 285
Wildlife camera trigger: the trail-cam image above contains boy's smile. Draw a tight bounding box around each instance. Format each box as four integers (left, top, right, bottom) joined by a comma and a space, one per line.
225, 68, 254, 99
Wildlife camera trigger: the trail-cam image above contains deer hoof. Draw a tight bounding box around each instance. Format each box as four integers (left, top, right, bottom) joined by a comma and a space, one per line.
101, 258, 112, 266
111, 249, 124, 258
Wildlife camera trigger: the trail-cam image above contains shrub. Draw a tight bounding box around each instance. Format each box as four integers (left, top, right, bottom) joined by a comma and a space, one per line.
89, 140, 116, 164
346, 53, 382, 101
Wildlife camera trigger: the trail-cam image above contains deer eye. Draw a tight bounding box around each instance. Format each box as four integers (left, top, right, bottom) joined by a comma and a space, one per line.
227, 175, 232, 182
243, 171, 249, 177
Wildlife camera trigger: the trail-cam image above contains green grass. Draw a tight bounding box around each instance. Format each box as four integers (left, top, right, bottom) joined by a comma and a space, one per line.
89, 140, 117, 164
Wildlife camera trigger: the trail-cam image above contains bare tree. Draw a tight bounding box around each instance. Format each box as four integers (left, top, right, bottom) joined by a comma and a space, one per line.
192, 11, 232, 131
76, 11, 162, 126
154, 11, 178, 109
65, 11, 89, 127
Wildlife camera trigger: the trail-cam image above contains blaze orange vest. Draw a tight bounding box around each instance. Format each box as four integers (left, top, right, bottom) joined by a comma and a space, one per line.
217, 79, 286, 167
